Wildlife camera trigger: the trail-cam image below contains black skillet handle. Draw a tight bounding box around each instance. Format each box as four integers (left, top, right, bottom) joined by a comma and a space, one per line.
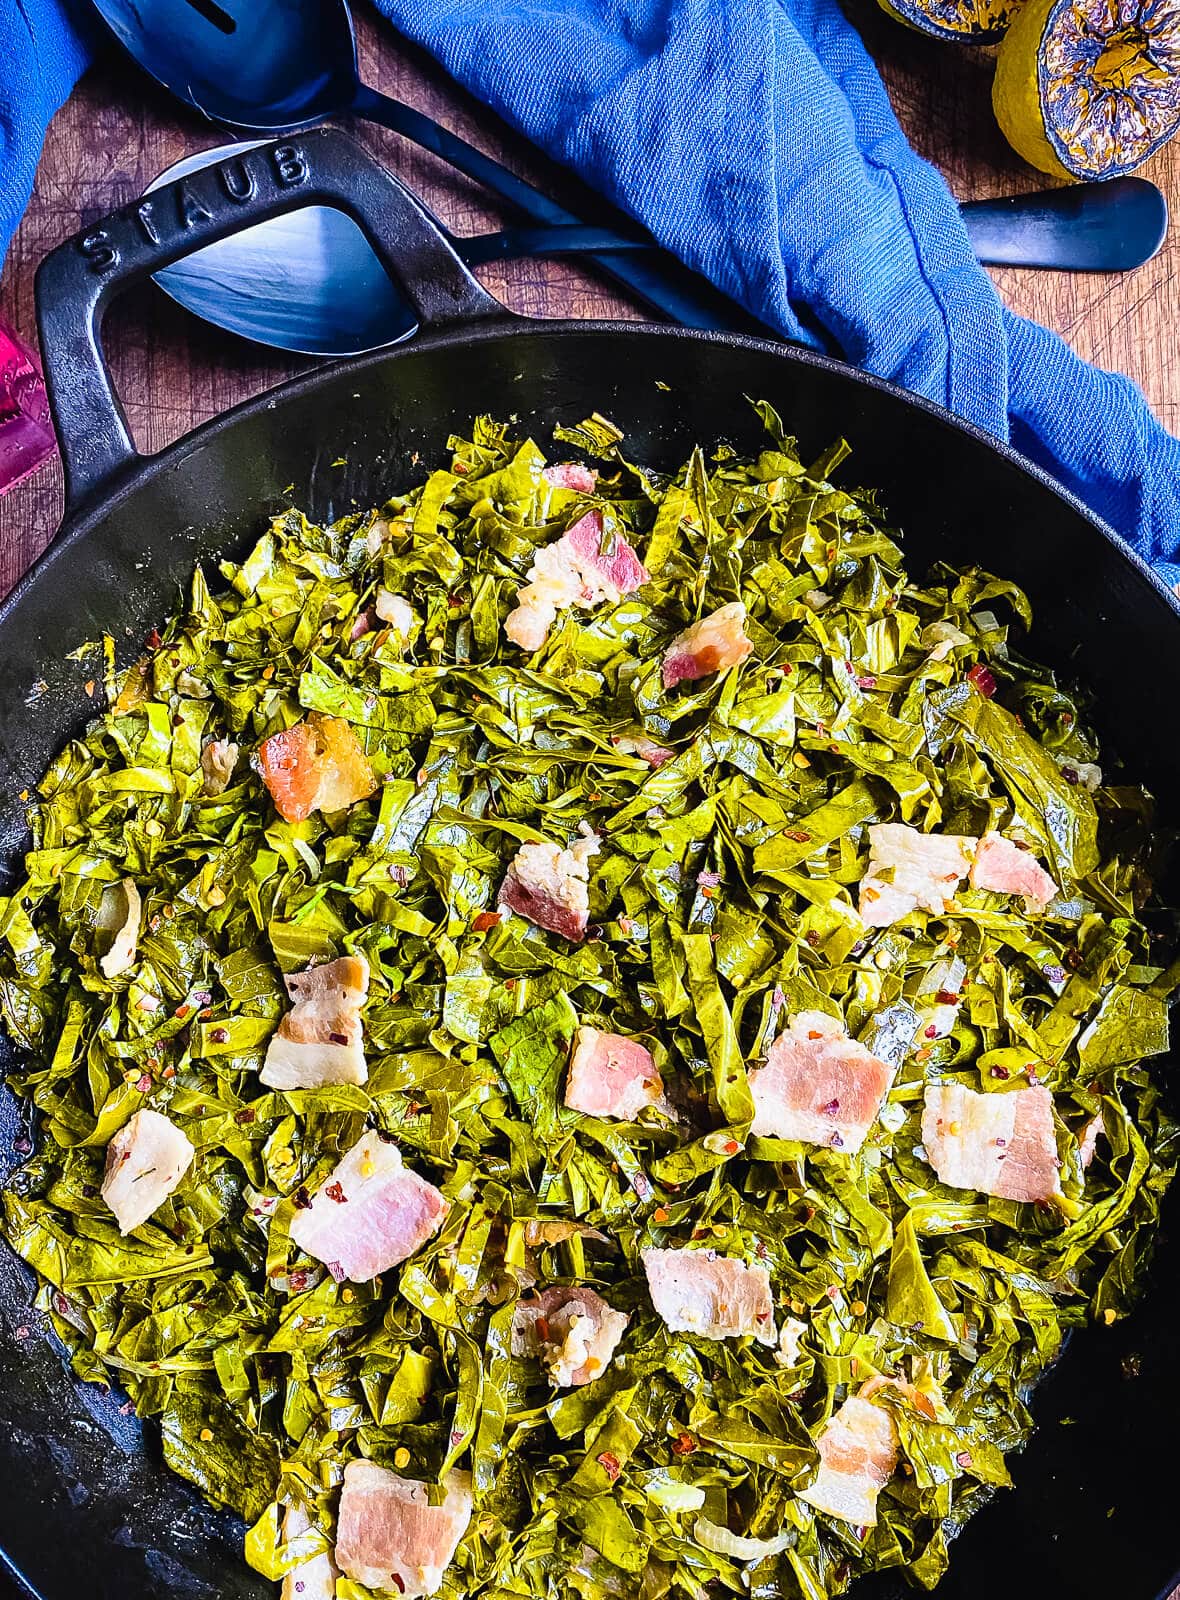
34, 127, 508, 514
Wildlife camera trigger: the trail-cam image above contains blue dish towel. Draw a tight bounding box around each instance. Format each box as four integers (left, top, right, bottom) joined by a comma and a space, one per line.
4, 0, 1179, 584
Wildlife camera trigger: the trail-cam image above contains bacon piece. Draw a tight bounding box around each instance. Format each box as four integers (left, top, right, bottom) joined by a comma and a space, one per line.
858, 824, 975, 927
748, 1010, 893, 1153
1079, 1111, 1104, 1170
921, 1083, 1061, 1202
374, 589, 416, 640
498, 826, 600, 943
662, 602, 753, 688
543, 462, 597, 492
280, 1504, 337, 1600
261, 955, 370, 1090
200, 738, 239, 796
641, 1248, 777, 1345
511, 1284, 629, 1386
102, 1109, 195, 1235
257, 714, 377, 823
969, 830, 1058, 913
612, 731, 676, 767
335, 1461, 472, 1599
289, 1132, 448, 1283
799, 1395, 898, 1526
565, 1027, 665, 1121
98, 878, 142, 979
504, 510, 648, 651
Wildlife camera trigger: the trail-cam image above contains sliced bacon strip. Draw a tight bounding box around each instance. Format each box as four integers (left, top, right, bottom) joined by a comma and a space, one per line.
289, 1132, 448, 1283
799, 1395, 899, 1527
565, 1026, 665, 1121
921, 1082, 1061, 1202
498, 827, 600, 943
543, 462, 597, 492
858, 824, 974, 927
662, 601, 753, 688
335, 1461, 472, 1599
748, 1010, 893, 1153
969, 830, 1058, 913
504, 510, 648, 651
258, 714, 377, 823
641, 1247, 777, 1345
511, 1285, 629, 1386
612, 731, 676, 767
261, 954, 370, 1090
102, 1109, 195, 1235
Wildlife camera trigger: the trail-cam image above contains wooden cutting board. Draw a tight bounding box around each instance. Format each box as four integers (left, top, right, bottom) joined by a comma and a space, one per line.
0, 4, 1176, 595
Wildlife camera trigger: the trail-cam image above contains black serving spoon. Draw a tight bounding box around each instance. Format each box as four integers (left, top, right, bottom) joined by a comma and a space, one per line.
144, 142, 1170, 357
92, 0, 1169, 341
88, 0, 758, 331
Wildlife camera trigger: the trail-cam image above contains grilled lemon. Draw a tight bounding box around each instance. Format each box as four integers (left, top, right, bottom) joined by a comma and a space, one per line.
994, 0, 1180, 177
877, 0, 1025, 42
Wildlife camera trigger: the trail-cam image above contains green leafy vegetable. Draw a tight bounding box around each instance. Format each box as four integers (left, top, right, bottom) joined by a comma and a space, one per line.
0, 409, 1174, 1600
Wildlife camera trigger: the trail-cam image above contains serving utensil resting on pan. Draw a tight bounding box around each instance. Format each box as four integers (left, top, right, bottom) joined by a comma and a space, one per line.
1, 130, 1179, 1600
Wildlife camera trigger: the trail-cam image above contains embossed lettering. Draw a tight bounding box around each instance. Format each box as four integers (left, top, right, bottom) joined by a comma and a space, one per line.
272, 145, 309, 188
80, 230, 118, 273
176, 179, 213, 229
136, 201, 161, 245
219, 158, 256, 204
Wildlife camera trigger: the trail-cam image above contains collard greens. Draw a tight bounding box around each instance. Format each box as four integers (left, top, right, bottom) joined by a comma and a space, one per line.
1, 406, 1176, 1598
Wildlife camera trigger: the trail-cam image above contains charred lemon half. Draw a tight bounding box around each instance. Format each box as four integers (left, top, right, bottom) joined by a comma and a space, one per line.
877, 0, 1024, 43
994, 0, 1180, 177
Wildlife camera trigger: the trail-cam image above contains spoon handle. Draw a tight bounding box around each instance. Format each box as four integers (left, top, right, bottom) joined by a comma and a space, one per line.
960, 178, 1168, 271
349, 81, 758, 331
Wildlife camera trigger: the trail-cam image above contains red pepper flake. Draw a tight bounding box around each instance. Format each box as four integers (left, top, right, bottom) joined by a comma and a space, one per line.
293, 1188, 313, 1210
671, 1432, 697, 1456
450, 1429, 465, 1447
936, 989, 960, 1005
234, 1107, 256, 1125
390, 1577, 406, 1595
473, 911, 501, 932
807, 1030, 824, 1041
955, 1450, 973, 1469
174, 1003, 190, 1020
966, 662, 997, 698
1062, 711, 1074, 724
652, 1206, 669, 1223
924, 1024, 939, 1039
135, 1073, 153, 1093
504, 979, 516, 992
805, 929, 821, 947
830, 1131, 844, 1149
452, 460, 469, 475
145, 627, 162, 650
210, 1027, 229, 1044
990, 1064, 1010, 1080
326, 1182, 348, 1203
724, 1139, 740, 1155
782, 662, 793, 675
856, 675, 876, 689
785, 829, 811, 844
162, 1066, 176, 1080
819, 1098, 840, 1116
596, 1451, 622, 1483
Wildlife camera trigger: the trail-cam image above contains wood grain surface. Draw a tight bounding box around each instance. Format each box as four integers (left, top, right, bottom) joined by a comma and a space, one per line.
0, 0, 1177, 599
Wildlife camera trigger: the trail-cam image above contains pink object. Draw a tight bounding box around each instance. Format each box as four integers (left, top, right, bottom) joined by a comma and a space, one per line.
543, 462, 597, 492
0, 317, 56, 495
970, 830, 1058, 913
562, 509, 649, 593
564, 1026, 664, 1120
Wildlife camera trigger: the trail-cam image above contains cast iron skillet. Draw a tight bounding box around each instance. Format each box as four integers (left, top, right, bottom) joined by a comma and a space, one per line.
0, 128, 1178, 1600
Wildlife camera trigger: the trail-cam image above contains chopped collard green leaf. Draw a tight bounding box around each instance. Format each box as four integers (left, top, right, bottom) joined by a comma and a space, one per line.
1, 406, 1177, 1599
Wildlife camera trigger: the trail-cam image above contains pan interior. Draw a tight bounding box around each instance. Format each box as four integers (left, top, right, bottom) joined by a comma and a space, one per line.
0, 325, 1177, 1600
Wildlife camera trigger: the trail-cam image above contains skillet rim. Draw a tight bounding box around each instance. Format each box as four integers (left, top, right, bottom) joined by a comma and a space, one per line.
3, 317, 1179, 633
